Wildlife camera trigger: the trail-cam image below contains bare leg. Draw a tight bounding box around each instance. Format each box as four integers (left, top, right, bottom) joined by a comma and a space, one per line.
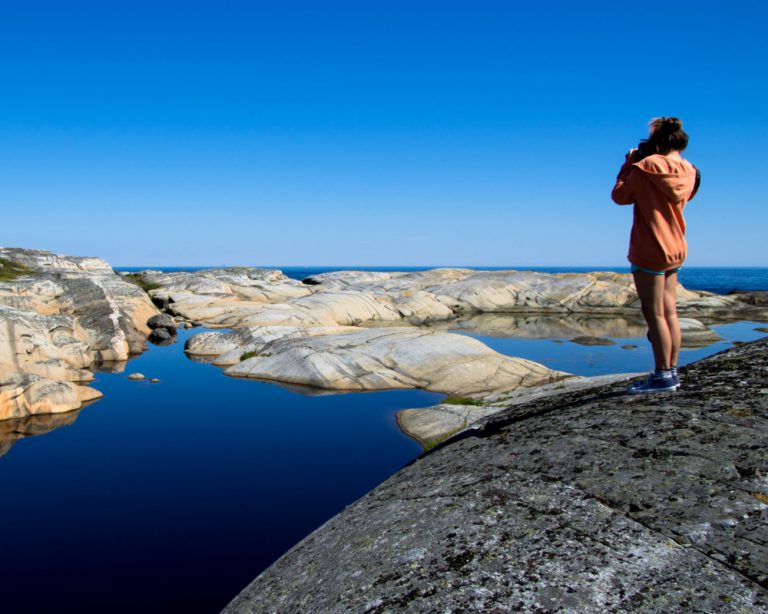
633, 270, 671, 371
663, 271, 681, 368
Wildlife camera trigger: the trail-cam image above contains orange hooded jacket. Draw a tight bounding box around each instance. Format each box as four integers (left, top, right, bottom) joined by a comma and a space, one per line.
612, 153, 698, 272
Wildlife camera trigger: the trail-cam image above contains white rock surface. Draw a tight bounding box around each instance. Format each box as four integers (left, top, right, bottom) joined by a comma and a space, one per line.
139, 267, 765, 332
224, 327, 568, 396
0, 248, 159, 420
397, 373, 643, 448
678, 317, 723, 346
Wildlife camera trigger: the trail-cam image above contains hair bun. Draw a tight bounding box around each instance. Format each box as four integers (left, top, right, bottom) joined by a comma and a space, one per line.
647, 116, 688, 152
649, 116, 683, 136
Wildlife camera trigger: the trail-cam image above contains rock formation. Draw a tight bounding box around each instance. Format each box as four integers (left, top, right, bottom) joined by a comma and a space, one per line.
135, 267, 767, 332
0, 248, 159, 421
224, 337, 768, 613
208, 327, 568, 396
155, 266, 747, 395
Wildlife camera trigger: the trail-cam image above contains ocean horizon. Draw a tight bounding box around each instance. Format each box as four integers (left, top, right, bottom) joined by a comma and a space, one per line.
115, 265, 768, 295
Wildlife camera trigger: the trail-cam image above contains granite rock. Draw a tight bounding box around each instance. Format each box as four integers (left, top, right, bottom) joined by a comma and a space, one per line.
141, 268, 768, 333
225, 338, 768, 613
223, 327, 569, 396
0, 247, 159, 420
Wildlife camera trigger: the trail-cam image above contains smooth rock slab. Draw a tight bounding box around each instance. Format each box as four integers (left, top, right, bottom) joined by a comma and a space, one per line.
0, 373, 102, 421
224, 327, 569, 396
225, 338, 768, 613
397, 373, 642, 449
142, 267, 768, 332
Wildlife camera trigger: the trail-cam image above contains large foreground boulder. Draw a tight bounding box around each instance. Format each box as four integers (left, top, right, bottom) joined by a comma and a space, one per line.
224, 338, 768, 613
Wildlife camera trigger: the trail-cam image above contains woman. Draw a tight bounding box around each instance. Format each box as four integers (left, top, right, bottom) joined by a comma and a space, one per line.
612, 117, 700, 393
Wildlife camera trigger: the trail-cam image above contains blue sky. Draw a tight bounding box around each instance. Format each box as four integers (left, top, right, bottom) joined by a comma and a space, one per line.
1, 1, 766, 266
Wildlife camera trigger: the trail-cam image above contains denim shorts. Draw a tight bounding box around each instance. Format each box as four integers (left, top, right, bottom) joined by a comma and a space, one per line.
630, 264, 681, 276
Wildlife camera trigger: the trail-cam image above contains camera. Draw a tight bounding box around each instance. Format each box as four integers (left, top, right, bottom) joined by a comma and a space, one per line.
635, 139, 657, 160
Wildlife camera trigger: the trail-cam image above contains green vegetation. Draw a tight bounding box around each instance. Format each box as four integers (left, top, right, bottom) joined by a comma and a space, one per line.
442, 395, 487, 406
123, 272, 162, 293
422, 424, 467, 452
0, 257, 34, 281
240, 351, 258, 361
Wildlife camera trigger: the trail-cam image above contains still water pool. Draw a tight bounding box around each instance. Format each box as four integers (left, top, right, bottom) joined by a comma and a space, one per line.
0, 328, 439, 613
1, 320, 766, 612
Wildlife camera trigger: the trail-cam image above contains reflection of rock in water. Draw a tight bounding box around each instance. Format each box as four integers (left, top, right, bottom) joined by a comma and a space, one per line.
448, 313, 648, 339
90, 360, 128, 374
679, 318, 723, 348
0, 409, 81, 458
570, 336, 616, 346
272, 382, 350, 397
438, 314, 722, 349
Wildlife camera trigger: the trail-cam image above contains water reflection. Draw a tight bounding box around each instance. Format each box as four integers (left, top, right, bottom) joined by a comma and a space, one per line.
0, 409, 82, 458
450, 313, 648, 339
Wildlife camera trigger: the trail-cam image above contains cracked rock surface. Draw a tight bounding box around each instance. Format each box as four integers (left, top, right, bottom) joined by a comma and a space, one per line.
225, 337, 768, 613
0, 247, 158, 421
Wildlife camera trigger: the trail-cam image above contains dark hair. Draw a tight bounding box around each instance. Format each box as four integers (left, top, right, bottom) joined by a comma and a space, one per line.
648, 117, 688, 153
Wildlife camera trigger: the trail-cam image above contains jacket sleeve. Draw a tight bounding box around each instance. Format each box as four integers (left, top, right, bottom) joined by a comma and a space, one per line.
611, 157, 638, 205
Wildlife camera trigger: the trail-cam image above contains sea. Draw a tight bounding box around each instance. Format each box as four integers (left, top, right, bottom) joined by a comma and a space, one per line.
117, 265, 768, 295
1, 266, 766, 613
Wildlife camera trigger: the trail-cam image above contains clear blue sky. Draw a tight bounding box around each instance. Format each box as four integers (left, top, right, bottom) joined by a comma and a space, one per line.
1, 1, 766, 266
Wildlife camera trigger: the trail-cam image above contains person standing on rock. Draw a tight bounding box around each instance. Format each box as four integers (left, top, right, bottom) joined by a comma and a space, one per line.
612, 117, 700, 393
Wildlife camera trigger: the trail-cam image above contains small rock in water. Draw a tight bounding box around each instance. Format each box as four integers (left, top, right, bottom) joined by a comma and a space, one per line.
150, 378, 161, 384
755, 327, 768, 333
147, 313, 176, 330
570, 336, 615, 346
621, 344, 639, 350
149, 328, 173, 342
127, 373, 145, 380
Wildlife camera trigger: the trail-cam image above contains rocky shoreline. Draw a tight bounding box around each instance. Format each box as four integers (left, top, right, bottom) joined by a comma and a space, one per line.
224, 337, 768, 613
0, 248, 159, 422
3, 247, 766, 434
2, 248, 767, 611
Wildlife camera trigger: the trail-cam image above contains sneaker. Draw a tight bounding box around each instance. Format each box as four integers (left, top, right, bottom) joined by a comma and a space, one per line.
670, 367, 681, 390
627, 371, 677, 394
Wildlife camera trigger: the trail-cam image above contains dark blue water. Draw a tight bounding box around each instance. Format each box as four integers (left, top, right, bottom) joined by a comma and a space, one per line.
116, 266, 768, 295
0, 328, 439, 613
457, 320, 768, 377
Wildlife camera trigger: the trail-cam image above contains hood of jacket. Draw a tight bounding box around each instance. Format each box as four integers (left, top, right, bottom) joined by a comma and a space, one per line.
633, 154, 697, 203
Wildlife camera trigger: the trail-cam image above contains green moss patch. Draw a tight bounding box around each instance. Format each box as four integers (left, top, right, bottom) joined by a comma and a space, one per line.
123, 272, 162, 293
422, 424, 466, 451
0, 257, 34, 281
240, 351, 258, 361
442, 396, 487, 406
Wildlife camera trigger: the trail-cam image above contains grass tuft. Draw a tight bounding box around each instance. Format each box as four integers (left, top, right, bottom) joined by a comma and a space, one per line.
123, 272, 162, 293
442, 395, 487, 406
0, 257, 34, 281
240, 351, 258, 361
